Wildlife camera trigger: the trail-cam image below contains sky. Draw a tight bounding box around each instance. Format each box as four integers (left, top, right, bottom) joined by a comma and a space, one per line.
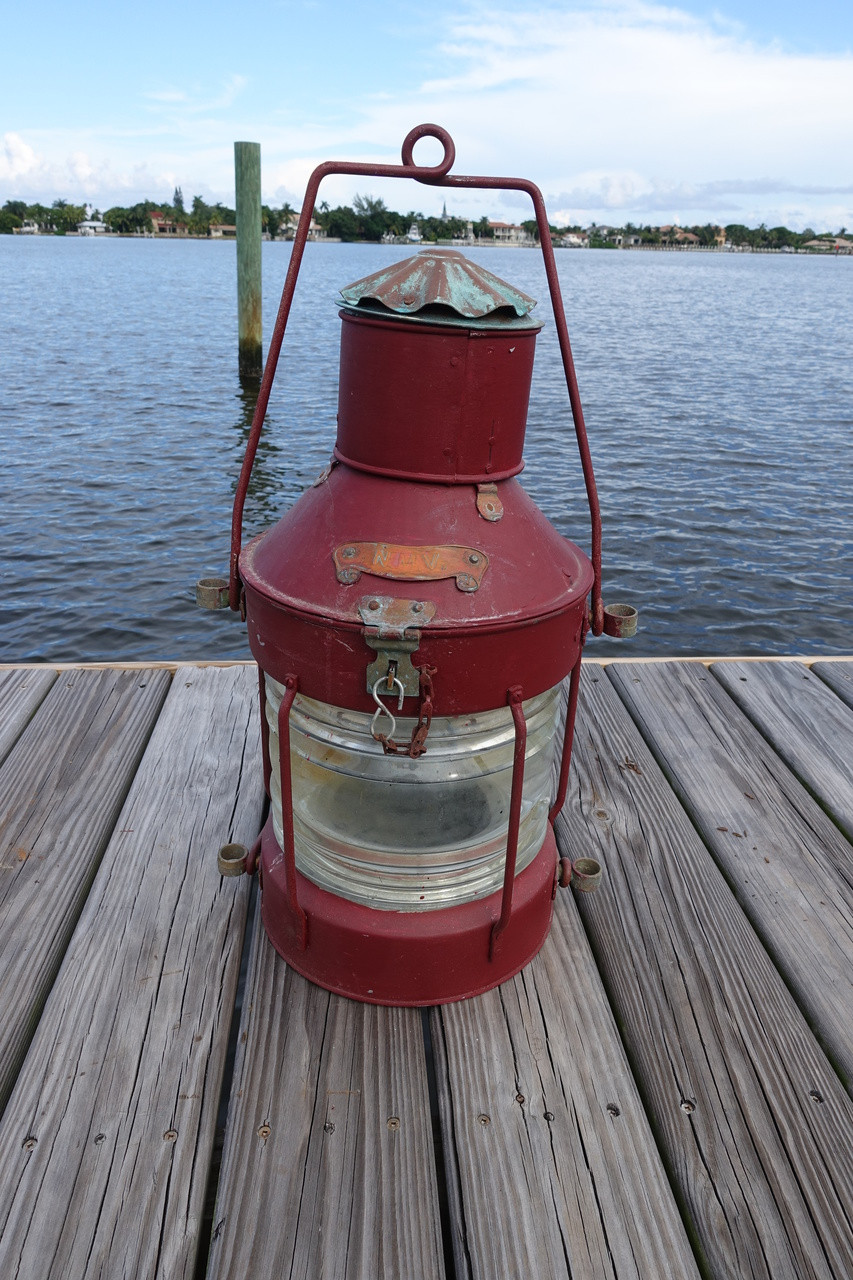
2, 0, 852, 231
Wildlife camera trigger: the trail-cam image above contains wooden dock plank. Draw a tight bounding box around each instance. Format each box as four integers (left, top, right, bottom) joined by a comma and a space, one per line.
608, 661, 853, 1091
558, 668, 853, 1280
430, 895, 701, 1279
0, 667, 57, 768
206, 913, 445, 1280
0, 666, 171, 1112
812, 660, 853, 712
0, 665, 263, 1280
712, 660, 853, 841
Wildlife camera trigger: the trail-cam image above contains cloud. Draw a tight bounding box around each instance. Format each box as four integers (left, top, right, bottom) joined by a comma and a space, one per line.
227, 1, 850, 227
143, 74, 248, 117
0, 133, 42, 182
4, 2, 852, 229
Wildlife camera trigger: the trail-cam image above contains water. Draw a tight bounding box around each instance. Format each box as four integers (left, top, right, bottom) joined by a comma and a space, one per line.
1, 236, 850, 663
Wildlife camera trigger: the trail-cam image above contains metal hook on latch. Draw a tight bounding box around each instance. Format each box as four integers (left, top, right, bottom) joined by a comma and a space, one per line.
371, 673, 405, 741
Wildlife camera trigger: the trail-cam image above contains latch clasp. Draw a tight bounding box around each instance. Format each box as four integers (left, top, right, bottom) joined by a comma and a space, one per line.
358, 595, 436, 697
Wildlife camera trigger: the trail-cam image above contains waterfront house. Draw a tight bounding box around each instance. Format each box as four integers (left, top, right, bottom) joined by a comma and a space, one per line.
488, 220, 533, 244
149, 211, 187, 236
77, 218, 108, 236
659, 225, 700, 245
803, 236, 852, 253
210, 223, 237, 238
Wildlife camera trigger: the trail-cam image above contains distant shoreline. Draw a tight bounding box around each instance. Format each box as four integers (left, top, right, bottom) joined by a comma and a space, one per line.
5, 232, 850, 255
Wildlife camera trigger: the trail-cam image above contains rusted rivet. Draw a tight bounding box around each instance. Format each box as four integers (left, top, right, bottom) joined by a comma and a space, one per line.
606, 1103, 621, 1118
324, 1121, 335, 1134
469, 553, 480, 564
544, 1111, 555, 1122
163, 1129, 178, 1142
257, 1123, 271, 1140
477, 1113, 491, 1126
22, 1136, 37, 1150
342, 546, 357, 558
368, 598, 380, 610
515, 1093, 525, 1105
411, 602, 423, 613
680, 1099, 695, 1114
387, 1117, 401, 1131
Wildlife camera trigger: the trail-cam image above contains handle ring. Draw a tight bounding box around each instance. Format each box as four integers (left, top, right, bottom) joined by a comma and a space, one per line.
401, 124, 456, 178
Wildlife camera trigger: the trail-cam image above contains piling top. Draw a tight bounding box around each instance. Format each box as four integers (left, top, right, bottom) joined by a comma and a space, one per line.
339, 247, 540, 329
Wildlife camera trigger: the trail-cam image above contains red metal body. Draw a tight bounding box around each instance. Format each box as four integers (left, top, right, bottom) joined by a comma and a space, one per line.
259, 823, 560, 1006
231, 126, 604, 1005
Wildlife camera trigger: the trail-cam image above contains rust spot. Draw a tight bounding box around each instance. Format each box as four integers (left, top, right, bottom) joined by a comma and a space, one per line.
16, 848, 28, 862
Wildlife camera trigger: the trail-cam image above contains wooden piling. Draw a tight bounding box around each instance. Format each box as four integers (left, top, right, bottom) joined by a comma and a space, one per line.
234, 141, 262, 379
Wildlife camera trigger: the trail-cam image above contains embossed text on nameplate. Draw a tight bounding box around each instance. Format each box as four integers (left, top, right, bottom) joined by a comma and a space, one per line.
334, 542, 488, 592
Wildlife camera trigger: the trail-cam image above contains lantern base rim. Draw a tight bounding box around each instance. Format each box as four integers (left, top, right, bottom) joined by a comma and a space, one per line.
258, 818, 559, 1006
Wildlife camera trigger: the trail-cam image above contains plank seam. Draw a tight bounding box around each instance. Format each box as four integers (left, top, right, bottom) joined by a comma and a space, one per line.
603, 665, 853, 1096
553, 860, 715, 1280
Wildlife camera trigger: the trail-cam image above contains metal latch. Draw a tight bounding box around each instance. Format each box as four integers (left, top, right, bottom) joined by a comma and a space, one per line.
358, 596, 436, 696
476, 483, 504, 521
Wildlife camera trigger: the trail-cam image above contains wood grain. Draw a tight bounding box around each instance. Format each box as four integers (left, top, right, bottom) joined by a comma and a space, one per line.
0, 666, 171, 1111
206, 915, 444, 1280
712, 660, 853, 840
0, 667, 57, 768
0, 665, 263, 1279
812, 660, 853, 712
559, 667, 853, 1279
608, 661, 853, 1090
431, 889, 701, 1278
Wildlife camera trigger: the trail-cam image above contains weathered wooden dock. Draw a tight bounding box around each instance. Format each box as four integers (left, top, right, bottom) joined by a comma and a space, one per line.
1, 656, 851, 1279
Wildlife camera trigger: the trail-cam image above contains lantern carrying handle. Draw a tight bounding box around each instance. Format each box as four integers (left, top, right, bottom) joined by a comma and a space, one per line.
229, 124, 604, 635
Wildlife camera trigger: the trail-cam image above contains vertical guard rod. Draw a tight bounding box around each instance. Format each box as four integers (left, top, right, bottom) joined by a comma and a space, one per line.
276, 674, 307, 950
490, 686, 527, 958
259, 666, 272, 796
549, 656, 582, 825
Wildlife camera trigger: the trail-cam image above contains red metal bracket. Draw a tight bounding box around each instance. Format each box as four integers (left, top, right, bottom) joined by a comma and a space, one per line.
229, 123, 603, 634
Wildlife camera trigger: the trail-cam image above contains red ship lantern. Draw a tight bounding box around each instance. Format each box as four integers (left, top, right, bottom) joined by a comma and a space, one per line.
205, 125, 635, 1005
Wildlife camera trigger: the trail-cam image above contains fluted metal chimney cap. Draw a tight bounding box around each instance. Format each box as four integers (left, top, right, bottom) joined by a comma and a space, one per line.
339, 247, 540, 329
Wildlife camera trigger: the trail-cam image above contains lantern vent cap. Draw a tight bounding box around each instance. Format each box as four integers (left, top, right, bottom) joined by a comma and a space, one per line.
339, 248, 541, 330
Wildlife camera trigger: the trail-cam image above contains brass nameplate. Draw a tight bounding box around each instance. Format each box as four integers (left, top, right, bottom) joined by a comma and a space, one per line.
335, 542, 488, 592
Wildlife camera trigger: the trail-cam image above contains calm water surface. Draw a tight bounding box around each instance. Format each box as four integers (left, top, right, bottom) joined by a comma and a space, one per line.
1, 237, 850, 662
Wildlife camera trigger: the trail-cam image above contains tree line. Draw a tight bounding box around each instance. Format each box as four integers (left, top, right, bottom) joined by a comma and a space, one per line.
1, 188, 844, 248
